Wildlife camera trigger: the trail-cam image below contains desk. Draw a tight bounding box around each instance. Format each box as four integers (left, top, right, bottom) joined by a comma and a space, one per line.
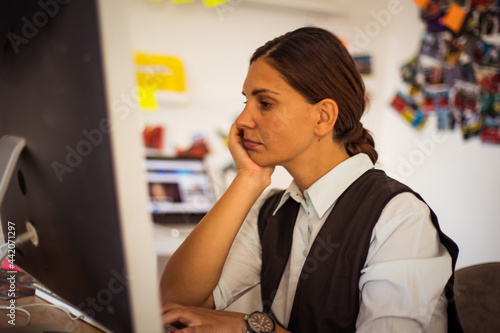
153, 223, 194, 282
0, 295, 103, 332
0, 223, 189, 333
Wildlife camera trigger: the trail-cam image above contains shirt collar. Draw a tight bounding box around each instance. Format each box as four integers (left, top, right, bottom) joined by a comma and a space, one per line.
272, 153, 374, 218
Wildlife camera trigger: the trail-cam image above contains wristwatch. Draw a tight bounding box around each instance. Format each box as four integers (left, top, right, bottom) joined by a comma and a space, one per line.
244, 311, 276, 333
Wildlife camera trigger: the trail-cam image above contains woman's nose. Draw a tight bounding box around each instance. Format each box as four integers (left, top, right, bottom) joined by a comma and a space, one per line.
235, 104, 255, 129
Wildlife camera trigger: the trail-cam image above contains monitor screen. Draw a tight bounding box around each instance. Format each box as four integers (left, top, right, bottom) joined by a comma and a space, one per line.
146, 158, 215, 224
0, 0, 162, 332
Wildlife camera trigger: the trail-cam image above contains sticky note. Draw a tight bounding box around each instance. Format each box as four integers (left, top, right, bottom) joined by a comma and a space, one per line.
202, 0, 229, 8
134, 53, 187, 110
171, 0, 194, 3
413, 0, 431, 9
137, 86, 157, 110
443, 3, 467, 33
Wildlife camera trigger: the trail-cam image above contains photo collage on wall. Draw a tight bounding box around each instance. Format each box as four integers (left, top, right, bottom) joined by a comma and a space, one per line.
391, 0, 500, 144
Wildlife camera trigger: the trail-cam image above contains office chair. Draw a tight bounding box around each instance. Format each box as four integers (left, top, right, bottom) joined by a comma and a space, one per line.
454, 262, 500, 332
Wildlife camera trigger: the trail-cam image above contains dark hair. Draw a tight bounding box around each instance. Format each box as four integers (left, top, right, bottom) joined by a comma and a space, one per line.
250, 27, 378, 164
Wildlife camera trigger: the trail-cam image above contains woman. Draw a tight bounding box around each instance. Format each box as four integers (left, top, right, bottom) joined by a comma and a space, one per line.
160, 27, 462, 333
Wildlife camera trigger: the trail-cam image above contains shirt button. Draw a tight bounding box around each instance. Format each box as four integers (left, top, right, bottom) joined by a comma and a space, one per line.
302, 250, 308, 257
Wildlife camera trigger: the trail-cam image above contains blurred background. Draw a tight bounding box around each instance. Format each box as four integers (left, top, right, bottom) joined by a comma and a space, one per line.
132, 0, 500, 271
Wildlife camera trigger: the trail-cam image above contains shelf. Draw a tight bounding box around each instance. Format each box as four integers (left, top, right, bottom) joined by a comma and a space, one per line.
244, 0, 348, 15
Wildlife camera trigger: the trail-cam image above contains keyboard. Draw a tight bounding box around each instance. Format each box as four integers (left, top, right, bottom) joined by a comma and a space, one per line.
163, 323, 181, 332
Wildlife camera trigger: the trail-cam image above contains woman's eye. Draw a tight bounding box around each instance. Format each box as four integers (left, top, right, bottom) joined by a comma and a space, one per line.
260, 101, 272, 109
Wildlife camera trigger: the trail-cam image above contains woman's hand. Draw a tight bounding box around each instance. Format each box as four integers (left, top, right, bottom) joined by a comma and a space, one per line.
162, 302, 246, 333
228, 123, 274, 187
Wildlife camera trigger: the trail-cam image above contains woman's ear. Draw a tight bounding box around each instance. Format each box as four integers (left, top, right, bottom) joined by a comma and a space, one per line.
314, 98, 338, 137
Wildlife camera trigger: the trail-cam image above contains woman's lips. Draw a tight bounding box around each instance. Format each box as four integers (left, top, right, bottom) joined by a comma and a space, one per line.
243, 139, 261, 150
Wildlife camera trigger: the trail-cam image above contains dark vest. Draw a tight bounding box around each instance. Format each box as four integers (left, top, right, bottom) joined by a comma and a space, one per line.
258, 169, 463, 333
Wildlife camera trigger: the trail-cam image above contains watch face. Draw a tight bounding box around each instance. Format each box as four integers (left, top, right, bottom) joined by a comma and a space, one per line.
248, 312, 275, 333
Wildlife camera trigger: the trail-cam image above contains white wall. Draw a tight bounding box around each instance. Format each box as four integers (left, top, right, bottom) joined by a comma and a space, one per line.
129, 0, 500, 269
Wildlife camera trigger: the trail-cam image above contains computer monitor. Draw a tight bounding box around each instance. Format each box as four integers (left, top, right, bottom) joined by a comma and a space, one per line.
0, 1, 162, 332
146, 157, 216, 225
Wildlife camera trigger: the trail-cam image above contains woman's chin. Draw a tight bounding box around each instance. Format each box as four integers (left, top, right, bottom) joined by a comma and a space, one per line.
248, 152, 278, 168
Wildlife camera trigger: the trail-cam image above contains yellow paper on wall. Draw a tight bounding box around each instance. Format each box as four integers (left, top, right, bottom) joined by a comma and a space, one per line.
171, 0, 194, 3
134, 53, 187, 110
202, 0, 229, 8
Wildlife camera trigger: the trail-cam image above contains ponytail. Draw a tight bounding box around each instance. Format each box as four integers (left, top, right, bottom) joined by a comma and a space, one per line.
337, 122, 378, 164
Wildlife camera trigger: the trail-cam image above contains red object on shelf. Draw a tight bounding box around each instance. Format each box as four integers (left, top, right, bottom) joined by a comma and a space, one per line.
176, 137, 210, 159
143, 126, 164, 149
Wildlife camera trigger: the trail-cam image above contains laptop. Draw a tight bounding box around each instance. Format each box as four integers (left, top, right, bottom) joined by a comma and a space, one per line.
145, 157, 216, 225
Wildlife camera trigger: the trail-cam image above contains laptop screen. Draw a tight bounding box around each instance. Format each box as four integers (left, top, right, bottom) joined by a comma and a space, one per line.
145, 157, 216, 224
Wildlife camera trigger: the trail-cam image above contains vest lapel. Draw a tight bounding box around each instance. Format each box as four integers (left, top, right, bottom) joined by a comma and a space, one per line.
260, 197, 300, 315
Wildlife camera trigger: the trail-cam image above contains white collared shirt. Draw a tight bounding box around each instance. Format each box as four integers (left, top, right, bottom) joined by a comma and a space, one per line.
213, 154, 451, 332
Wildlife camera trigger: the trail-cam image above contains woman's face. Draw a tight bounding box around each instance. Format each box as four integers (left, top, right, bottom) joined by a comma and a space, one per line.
236, 58, 319, 168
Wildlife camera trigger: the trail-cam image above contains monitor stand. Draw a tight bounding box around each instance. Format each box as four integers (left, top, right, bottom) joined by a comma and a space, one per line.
0, 135, 39, 260
0, 136, 68, 332
0, 135, 26, 208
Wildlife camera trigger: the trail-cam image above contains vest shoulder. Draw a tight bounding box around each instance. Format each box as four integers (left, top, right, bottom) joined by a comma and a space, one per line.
352, 169, 413, 195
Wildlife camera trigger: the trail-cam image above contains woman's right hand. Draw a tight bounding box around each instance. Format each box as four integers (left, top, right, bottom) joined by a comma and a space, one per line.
228, 123, 275, 187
